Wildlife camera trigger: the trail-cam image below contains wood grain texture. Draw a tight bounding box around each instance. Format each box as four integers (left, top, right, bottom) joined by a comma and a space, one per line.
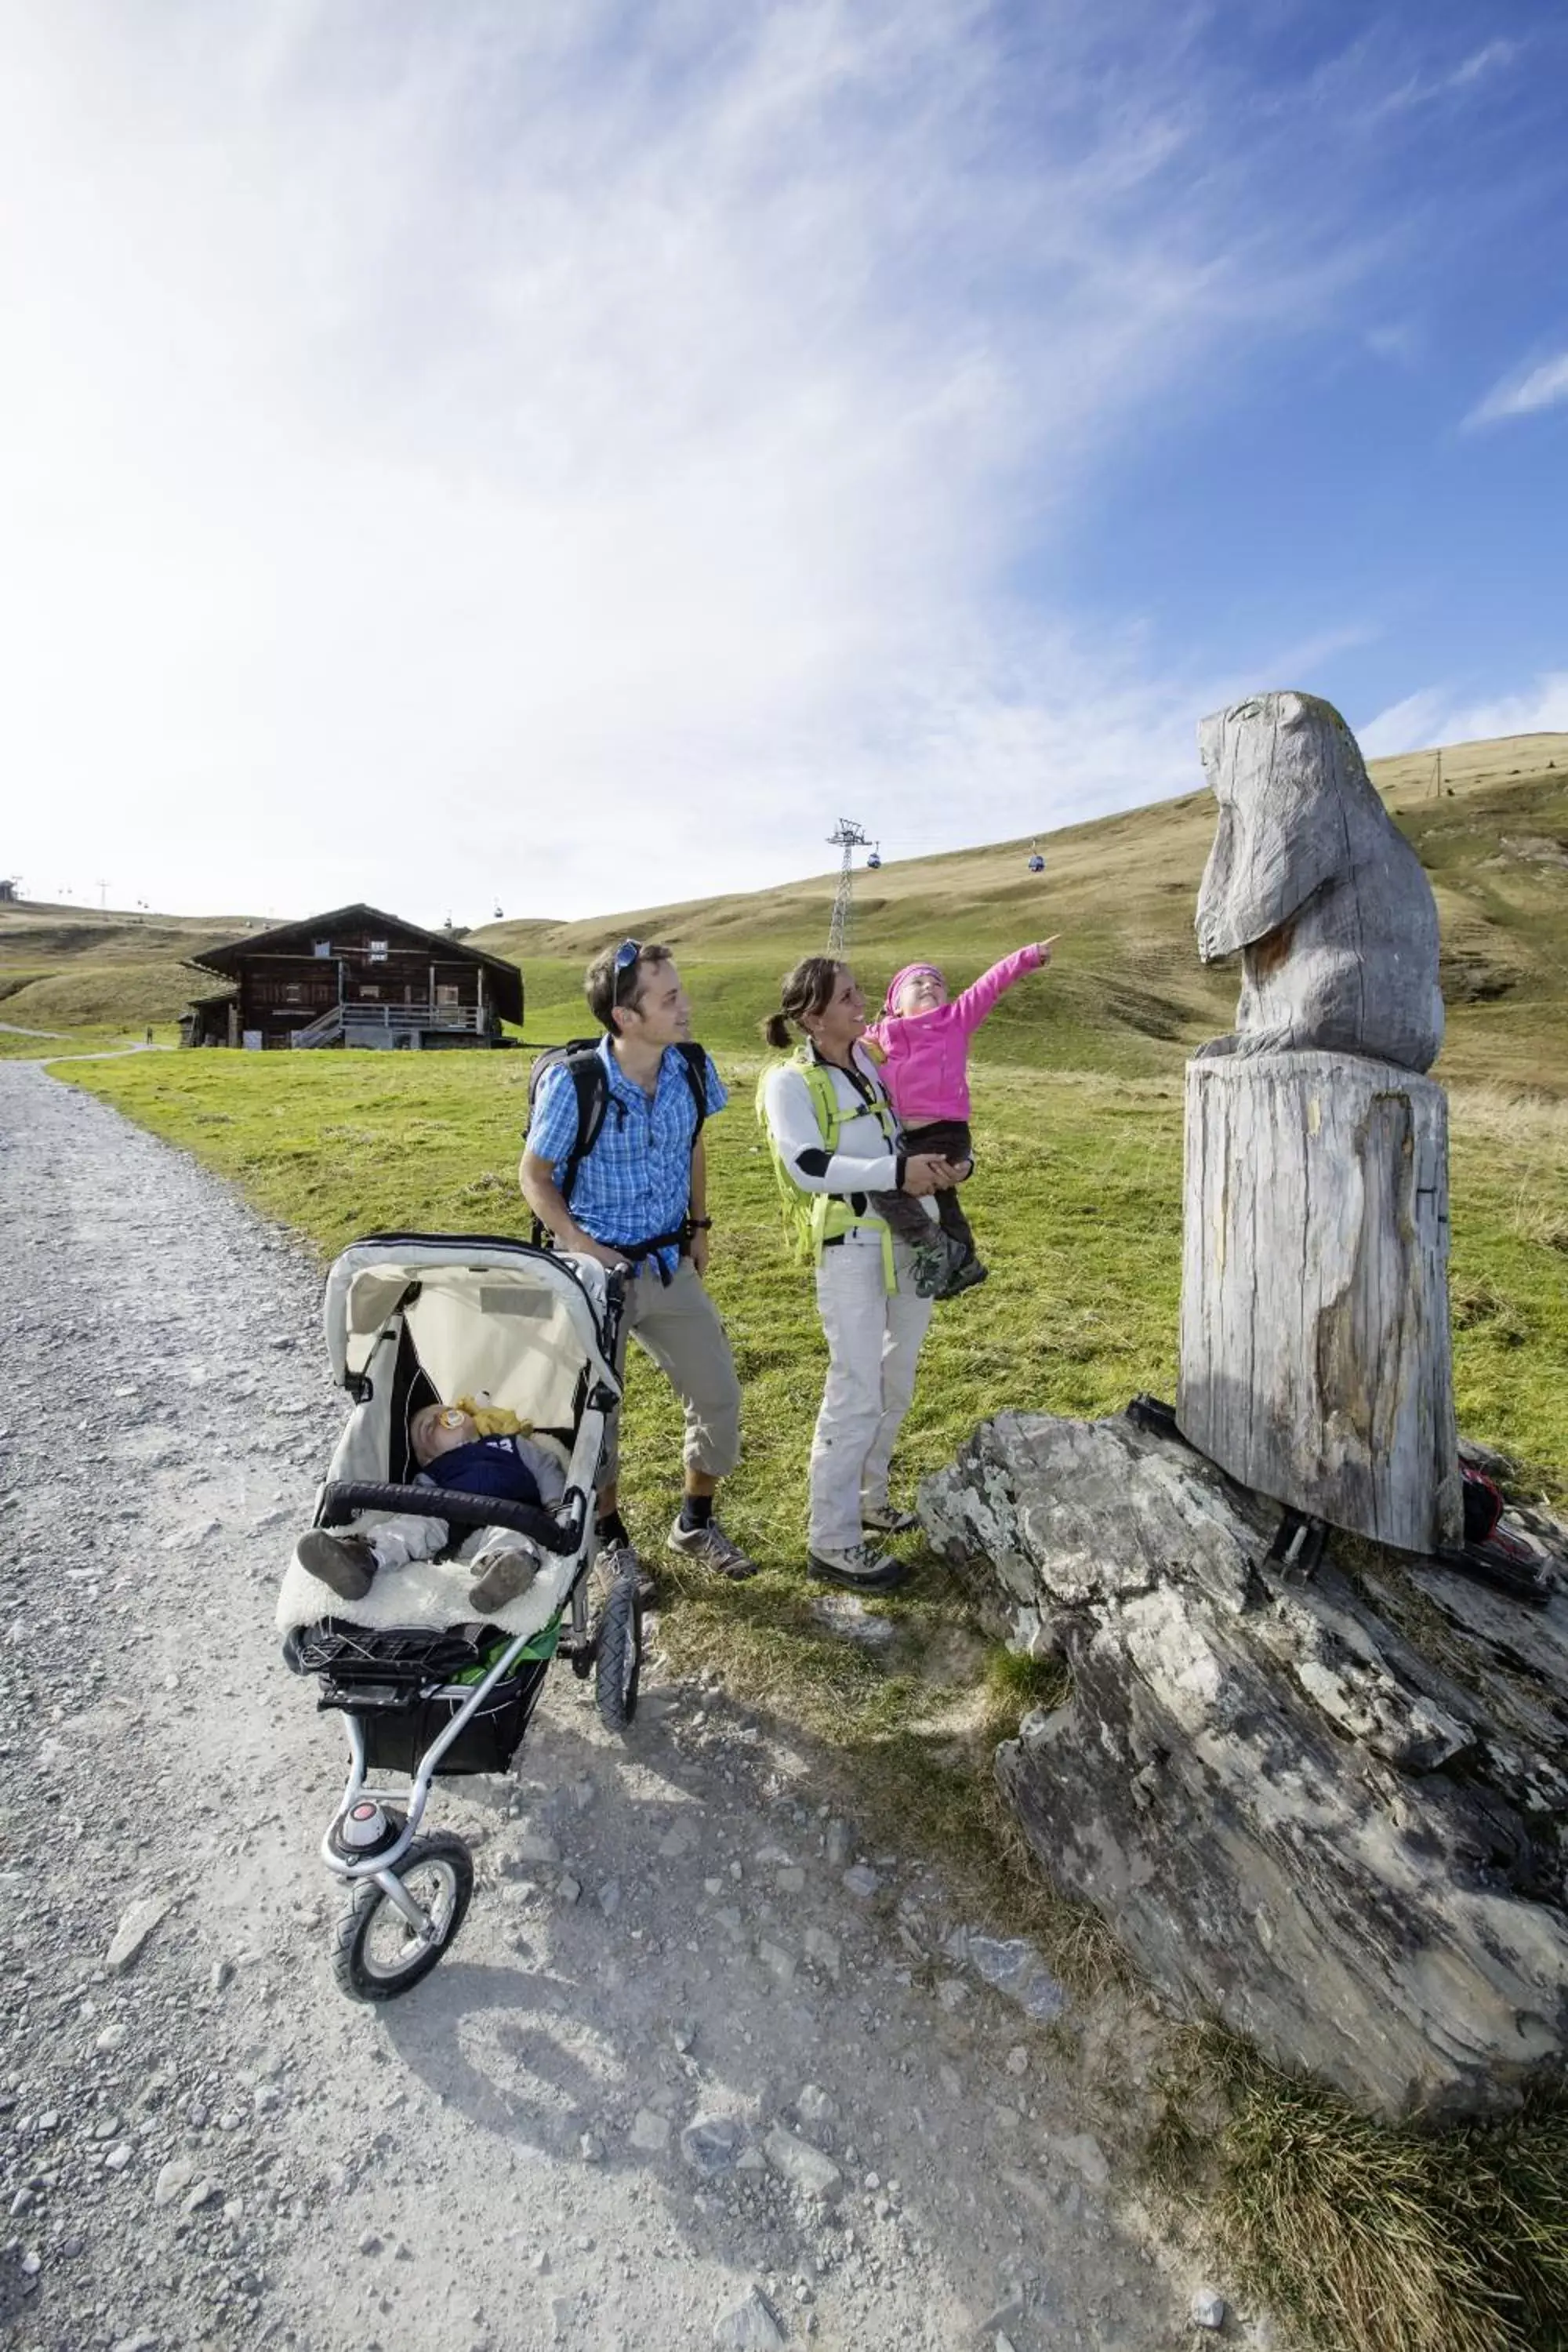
1178, 1051, 1461, 1552
1194, 691, 1444, 1071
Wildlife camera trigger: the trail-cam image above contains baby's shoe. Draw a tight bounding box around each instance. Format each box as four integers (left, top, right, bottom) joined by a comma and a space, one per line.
936, 1252, 989, 1300
909, 1237, 953, 1298
468, 1545, 539, 1616
296, 1529, 376, 1602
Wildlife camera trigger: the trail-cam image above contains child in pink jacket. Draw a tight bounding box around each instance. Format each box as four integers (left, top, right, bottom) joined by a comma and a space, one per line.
865, 941, 1054, 1297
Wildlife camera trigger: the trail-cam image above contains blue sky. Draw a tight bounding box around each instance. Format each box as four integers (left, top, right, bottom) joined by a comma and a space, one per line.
0, 0, 1564, 923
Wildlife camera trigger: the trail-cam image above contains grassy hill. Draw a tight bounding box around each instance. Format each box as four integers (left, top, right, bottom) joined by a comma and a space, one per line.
467, 729, 1568, 1089
0, 905, 267, 1032
5, 728, 1565, 1089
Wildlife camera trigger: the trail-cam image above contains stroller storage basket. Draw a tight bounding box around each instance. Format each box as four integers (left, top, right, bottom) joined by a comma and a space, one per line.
285, 1619, 557, 1776
350, 1656, 550, 1776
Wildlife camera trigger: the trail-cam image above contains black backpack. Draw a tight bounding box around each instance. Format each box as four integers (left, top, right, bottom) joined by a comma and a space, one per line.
525, 1037, 710, 1245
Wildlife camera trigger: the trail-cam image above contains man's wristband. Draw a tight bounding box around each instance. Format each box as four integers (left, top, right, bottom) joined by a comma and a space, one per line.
687, 1215, 713, 1231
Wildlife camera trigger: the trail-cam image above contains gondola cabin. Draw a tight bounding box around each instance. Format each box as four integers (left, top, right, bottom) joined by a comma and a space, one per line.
180, 903, 523, 1051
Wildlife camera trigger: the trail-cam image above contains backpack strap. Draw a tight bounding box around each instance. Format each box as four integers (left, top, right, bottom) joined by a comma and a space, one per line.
674, 1040, 710, 1151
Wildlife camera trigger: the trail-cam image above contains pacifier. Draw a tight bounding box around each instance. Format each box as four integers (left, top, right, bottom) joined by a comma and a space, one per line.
437, 1406, 467, 1429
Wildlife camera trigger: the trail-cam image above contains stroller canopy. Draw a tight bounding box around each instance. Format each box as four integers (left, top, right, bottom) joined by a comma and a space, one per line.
322, 1234, 617, 1436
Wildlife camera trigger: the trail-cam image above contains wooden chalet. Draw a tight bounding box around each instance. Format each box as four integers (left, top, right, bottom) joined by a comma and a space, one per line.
180, 904, 523, 1051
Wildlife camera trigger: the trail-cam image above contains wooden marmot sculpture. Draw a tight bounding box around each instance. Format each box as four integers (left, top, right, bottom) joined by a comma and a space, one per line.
1194, 691, 1444, 1072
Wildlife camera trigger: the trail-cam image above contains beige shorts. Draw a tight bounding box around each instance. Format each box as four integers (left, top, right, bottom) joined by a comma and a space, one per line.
601, 1258, 742, 1486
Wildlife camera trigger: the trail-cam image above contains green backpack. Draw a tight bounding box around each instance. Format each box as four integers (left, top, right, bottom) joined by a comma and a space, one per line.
756, 1050, 898, 1282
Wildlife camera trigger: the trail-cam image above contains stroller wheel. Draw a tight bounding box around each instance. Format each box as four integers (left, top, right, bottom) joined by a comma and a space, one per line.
594, 1565, 643, 1733
332, 1832, 474, 2002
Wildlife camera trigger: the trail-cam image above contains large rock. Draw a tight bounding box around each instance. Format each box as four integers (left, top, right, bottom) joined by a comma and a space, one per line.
920, 1407, 1568, 2122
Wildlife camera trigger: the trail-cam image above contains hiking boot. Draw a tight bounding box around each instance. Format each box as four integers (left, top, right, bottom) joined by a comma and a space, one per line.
808, 1541, 909, 1592
296, 1528, 376, 1602
860, 1501, 919, 1535
667, 1517, 759, 1581
468, 1544, 540, 1616
935, 1253, 989, 1300
596, 1538, 657, 1606
909, 1238, 953, 1298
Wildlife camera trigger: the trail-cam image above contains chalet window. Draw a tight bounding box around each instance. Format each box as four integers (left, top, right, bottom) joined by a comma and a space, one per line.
358, 985, 381, 1000
312, 939, 331, 959
368, 938, 389, 963
282, 983, 304, 1006
436, 984, 460, 1006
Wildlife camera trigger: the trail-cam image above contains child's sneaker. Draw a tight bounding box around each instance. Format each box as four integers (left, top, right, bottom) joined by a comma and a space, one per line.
909, 1232, 968, 1298
468, 1545, 539, 1616
936, 1253, 989, 1299
296, 1529, 376, 1602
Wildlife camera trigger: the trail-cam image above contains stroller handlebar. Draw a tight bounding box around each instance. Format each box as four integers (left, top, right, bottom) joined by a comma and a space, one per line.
317, 1481, 588, 1557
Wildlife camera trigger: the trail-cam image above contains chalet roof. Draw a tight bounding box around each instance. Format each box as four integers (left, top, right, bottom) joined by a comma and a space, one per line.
184, 902, 523, 1023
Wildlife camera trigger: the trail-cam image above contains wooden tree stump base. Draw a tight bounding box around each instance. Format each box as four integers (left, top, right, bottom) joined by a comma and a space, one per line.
1177, 1051, 1460, 1554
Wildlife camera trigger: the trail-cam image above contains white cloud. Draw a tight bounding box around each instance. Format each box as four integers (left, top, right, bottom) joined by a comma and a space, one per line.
0, 1, 1506, 924
1465, 350, 1568, 430
1359, 673, 1568, 757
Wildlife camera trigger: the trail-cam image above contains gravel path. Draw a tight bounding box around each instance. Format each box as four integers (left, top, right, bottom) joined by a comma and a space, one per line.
0, 1062, 1197, 2352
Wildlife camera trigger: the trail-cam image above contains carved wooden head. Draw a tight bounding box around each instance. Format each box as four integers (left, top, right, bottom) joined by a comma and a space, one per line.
1196, 690, 1374, 959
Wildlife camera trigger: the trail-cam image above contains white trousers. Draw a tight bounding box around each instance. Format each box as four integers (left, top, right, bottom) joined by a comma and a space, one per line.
368, 1515, 524, 1572
808, 1233, 935, 1555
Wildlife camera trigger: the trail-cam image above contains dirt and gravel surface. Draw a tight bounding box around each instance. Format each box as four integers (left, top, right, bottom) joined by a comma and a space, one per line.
0, 1062, 1231, 2352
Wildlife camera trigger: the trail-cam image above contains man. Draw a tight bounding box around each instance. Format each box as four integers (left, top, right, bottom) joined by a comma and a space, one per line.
520, 938, 754, 1587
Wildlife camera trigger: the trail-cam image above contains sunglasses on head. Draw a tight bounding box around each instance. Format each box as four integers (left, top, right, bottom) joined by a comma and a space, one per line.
612, 938, 641, 1004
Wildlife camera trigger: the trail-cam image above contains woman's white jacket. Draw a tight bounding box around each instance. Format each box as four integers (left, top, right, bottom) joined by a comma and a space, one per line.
760, 1043, 902, 1198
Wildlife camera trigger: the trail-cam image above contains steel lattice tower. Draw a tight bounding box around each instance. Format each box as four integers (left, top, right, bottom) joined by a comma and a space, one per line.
826, 818, 872, 953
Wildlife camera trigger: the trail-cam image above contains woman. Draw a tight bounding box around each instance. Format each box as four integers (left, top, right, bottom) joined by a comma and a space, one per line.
759, 956, 960, 1590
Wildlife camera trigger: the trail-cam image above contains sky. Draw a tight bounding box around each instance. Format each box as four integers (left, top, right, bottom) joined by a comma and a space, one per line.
2, 0, 1566, 927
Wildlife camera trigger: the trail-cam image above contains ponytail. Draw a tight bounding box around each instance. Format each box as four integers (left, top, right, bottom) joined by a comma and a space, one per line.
762, 956, 844, 1049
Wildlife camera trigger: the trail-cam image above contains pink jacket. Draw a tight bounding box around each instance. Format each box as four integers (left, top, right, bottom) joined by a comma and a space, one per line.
865, 945, 1044, 1123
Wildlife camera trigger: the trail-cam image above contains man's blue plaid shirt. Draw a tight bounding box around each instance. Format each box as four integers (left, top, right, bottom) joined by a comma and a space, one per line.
526, 1037, 727, 1276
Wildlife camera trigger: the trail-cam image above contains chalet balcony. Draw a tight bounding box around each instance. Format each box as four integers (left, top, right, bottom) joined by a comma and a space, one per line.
290, 1000, 491, 1048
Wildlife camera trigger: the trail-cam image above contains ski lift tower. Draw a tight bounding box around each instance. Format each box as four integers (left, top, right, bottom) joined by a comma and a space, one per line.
826, 818, 873, 954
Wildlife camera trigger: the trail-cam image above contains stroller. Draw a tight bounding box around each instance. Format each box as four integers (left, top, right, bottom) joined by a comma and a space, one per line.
279, 1232, 633, 2003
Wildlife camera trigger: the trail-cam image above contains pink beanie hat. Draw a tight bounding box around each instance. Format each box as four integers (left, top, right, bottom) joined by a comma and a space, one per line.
884, 962, 943, 1013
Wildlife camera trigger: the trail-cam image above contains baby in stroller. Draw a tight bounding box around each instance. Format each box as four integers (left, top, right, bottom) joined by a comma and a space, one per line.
295, 1399, 565, 1616
281, 1232, 642, 2003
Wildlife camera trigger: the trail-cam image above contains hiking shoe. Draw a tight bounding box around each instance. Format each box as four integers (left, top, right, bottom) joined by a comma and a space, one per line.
596, 1538, 657, 1606
861, 1501, 920, 1535
909, 1238, 955, 1298
296, 1529, 376, 1602
667, 1518, 759, 1581
808, 1542, 909, 1592
468, 1545, 540, 1616
935, 1254, 989, 1300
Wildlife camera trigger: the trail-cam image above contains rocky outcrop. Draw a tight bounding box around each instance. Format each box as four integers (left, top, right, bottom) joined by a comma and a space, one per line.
920, 1407, 1568, 2122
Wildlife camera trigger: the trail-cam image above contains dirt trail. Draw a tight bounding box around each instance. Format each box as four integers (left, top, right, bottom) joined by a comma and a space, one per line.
0, 1062, 1203, 2352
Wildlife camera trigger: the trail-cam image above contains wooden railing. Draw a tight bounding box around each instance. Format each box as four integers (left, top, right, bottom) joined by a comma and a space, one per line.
290, 1002, 487, 1047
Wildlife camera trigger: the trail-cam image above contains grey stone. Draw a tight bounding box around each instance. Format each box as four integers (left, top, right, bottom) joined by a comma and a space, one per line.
921, 1404, 1568, 2122
764, 2123, 843, 2202
514, 1831, 561, 1865
795, 2084, 836, 2128
824, 1820, 851, 1867
153, 2158, 194, 2209
105, 1895, 172, 1975
841, 1865, 879, 1900
712, 2286, 786, 2350
1191, 2286, 1227, 2331
627, 2108, 670, 2153
681, 2114, 747, 2176
804, 1927, 840, 1978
